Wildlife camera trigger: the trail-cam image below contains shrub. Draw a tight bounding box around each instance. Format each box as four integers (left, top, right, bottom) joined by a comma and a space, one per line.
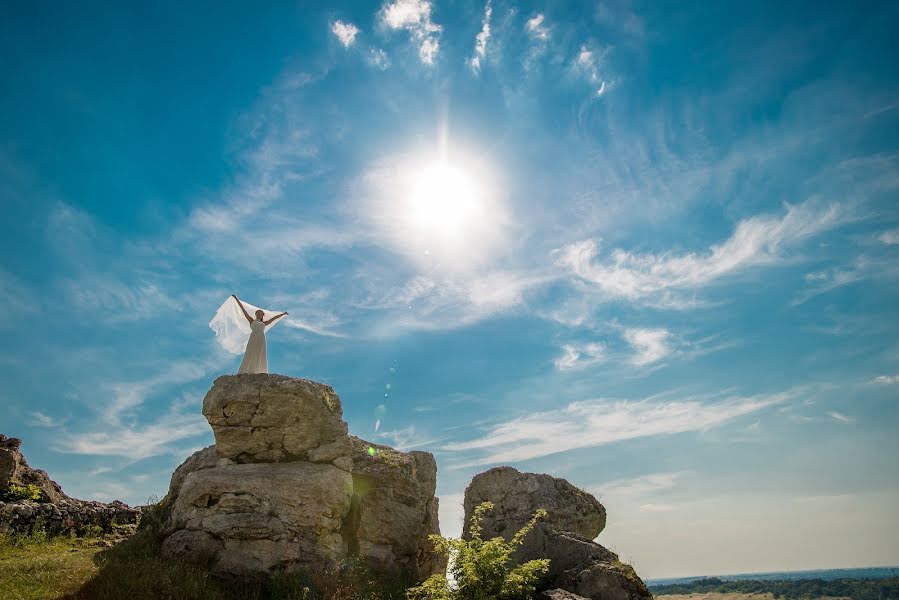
406, 501, 550, 600
0, 483, 42, 502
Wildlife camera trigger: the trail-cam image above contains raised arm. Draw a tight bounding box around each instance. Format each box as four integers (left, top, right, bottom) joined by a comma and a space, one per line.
232, 294, 253, 324
263, 311, 288, 326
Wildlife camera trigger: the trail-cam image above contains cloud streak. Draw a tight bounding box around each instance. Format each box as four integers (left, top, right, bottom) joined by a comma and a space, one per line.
553, 200, 843, 305
468, 1, 492, 74
445, 391, 793, 466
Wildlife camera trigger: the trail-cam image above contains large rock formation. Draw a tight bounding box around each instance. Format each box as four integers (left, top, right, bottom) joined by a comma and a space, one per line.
0, 433, 140, 536
463, 466, 651, 600
160, 374, 444, 580
1, 434, 69, 503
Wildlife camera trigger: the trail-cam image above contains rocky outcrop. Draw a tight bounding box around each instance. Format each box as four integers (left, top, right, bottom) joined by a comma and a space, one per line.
1, 434, 69, 503
0, 433, 141, 535
160, 374, 443, 580
463, 466, 606, 541
463, 466, 651, 600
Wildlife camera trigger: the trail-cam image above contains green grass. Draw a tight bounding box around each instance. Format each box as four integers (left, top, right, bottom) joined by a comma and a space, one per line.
0, 518, 413, 600
0, 534, 102, 600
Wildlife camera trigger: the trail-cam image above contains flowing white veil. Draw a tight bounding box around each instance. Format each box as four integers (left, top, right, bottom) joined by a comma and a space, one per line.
209, 296, 287, 355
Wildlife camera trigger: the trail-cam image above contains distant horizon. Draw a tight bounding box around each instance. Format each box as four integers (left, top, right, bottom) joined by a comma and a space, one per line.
646, 565, 899, 584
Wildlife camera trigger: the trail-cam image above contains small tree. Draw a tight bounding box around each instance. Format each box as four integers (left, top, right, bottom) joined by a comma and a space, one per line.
407, 501, 550, 600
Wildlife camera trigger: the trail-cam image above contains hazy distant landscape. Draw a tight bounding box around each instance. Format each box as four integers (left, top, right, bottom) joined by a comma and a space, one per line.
649, 568, 899, 600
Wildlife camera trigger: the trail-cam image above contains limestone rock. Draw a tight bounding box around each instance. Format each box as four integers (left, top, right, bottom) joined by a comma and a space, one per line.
520, 526, 652, 600
162, 375, 445, 581
463, 466, 606, 541
162, 461, 353, 576
345, 436, 445, 580
540, 590, 592, 600
202, 374, 348, 463
1, 434, 69, 503
463, 467, 650, 600
161, 445, 219, 509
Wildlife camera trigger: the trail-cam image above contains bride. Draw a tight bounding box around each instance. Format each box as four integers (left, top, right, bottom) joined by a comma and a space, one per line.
208, 295, 288, 374
232, 295, 288, 374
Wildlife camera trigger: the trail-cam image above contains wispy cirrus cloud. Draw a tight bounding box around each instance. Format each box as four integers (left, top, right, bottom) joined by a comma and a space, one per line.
379, 0, 442, 64
554, 342, 605, 371
591, 471, 684, 497
623, 328, 672, 366
574, 45, 608, 97
30, 411, 59, 427
553, 200, 843, 306
467, 1, 492, 74
58, 395, 209, 460
330, 20, 360, 48
445, 390, 793, 466
368, 48, 391, 70
871, 374, 899, 384
827, 411, 855, 424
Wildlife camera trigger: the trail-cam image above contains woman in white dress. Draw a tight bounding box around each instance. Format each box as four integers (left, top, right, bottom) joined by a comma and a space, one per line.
231, 294, 288, 374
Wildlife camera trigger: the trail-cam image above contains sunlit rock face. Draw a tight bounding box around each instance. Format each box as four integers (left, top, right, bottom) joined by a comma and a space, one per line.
463, 466, 607, 541
160, 374, 443, 580
463, 466, 651, 600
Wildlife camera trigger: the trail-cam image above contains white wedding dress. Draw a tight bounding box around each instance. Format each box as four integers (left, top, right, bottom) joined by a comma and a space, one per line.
238, 319, 268, 374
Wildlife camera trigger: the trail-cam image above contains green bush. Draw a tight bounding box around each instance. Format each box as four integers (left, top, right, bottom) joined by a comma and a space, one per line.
0, 483, 42, 502
406, 501, 550, 600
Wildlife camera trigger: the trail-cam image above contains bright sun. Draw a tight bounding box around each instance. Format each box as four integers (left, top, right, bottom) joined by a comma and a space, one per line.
406, 161, 483, 239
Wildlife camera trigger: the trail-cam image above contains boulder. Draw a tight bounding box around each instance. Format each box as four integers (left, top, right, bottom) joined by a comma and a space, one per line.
463, 467, 650, 600
202, 374, 349, 463
463, 466, 606, 541
163, 461, 353, 576
520, 526, 652, 600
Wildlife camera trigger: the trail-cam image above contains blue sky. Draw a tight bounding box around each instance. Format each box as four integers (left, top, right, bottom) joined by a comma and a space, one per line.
2, 0, 898, 578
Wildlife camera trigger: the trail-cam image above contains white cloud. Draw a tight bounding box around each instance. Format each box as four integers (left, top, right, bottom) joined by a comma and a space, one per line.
574, 45, 608, 97
827, 411, 855, 424
468, 1, 492, 74
872, 374, 899, 384
554, 342, 605, 370
66, 280, 181, 322
368, 48, 391, 70
379, 0, 442, 64
330, 20, 360, 48
592, 472, 683, 497
879, 229, 899, 245
374, 425, 443, 451
553, 200, 842, 305
624, 328, 671, 365
30, 411, 58, 427
0, 268, 38, 330
526, 13, 548, 40
444, 391, 792, 466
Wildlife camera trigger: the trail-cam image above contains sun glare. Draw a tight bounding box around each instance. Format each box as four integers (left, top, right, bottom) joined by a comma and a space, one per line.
406, 161, 483, 239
